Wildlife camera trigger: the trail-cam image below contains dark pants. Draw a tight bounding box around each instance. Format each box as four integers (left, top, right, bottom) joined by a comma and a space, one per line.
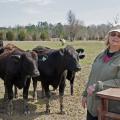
87, 111, 98, 120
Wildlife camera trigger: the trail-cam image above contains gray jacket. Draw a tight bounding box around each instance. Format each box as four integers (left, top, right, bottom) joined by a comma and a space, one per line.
82, 49, 120, 116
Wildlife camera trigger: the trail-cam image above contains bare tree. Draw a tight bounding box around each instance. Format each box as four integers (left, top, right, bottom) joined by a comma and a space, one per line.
67, 10, 80, 41
113, 14, 120, 25
107, 14, 120, 27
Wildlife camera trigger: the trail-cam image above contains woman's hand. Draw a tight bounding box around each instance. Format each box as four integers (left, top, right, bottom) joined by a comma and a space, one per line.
81, 96, 87, 109
87, 84, 96, 96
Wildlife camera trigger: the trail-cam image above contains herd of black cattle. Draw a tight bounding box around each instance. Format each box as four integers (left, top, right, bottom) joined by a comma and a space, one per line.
0, 41, 85, 115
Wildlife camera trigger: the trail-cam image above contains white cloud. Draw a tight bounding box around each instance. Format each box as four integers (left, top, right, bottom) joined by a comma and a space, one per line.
0, 0, 54, 5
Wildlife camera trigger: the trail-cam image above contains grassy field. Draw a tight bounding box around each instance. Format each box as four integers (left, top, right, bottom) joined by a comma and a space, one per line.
0, 40, 105, 120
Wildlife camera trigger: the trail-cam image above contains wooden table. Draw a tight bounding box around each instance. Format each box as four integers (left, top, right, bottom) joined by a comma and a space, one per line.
97, 88, 120, 120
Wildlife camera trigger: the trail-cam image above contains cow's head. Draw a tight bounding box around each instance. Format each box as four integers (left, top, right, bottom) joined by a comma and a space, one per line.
62, 45, 81, 72
21, 51, 40, 77
76, 48, 85, 59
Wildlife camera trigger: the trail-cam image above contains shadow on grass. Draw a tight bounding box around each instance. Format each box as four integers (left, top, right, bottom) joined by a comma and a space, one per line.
29, 89, 69, 102
0, 98, 48, 120
29, 89, 70, 106
0, 94, 63, 120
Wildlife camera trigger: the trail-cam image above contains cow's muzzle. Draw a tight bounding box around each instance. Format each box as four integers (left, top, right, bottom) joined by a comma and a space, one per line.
75, 65, 81, 72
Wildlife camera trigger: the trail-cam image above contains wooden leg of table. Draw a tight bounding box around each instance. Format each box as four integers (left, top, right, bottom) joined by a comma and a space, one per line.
98, 98, 108, 120
98, 107, 102, 120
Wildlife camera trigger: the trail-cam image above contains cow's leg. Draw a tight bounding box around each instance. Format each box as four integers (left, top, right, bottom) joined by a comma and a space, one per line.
44, 84, 50, 114
32, 79, 38, 102
6, 82, 14, 115
4, 82, 8, 101
41, 82, 45, 98
7, 99, 13, 116
14, 86, 18, 98
59, 74, 66, 114
70, 82, 73, 95
70, 75, 75, 96
23, 78, 31, 115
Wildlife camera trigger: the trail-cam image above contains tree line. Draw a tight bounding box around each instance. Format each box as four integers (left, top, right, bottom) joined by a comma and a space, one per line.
0, 10, 117, 41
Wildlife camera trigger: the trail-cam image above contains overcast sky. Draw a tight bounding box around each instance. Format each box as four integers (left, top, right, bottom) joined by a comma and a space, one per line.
0, 0, 120, 27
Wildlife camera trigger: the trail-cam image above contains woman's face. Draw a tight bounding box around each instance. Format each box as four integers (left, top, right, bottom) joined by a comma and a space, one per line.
108, 31, 120, 46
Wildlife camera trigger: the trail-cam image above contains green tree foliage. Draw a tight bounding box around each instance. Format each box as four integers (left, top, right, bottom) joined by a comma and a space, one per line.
18, 30, 26, 41
40, 31, 49, 41
55, 23, 64, 38
0, 20, 113, 41
32, 33, 37, 41
37, 21, 48, 31
37, 21, 50, 40
0, 31, 4, 40
6, 31, 15, 41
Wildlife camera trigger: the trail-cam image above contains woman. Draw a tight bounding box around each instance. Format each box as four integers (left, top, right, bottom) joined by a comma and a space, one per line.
82, 27, 120, 120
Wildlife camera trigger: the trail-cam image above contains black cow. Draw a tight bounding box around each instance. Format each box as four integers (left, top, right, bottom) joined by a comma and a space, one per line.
31, 46, 85, 99
25, 45, 81, 114
0, 44, 39, 115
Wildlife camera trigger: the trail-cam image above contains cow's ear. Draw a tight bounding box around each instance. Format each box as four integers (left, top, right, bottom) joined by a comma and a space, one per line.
59, 49, 64, 56
31, 51, 37, 59
11, 55, 21, 63
76, 48, 85, 59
